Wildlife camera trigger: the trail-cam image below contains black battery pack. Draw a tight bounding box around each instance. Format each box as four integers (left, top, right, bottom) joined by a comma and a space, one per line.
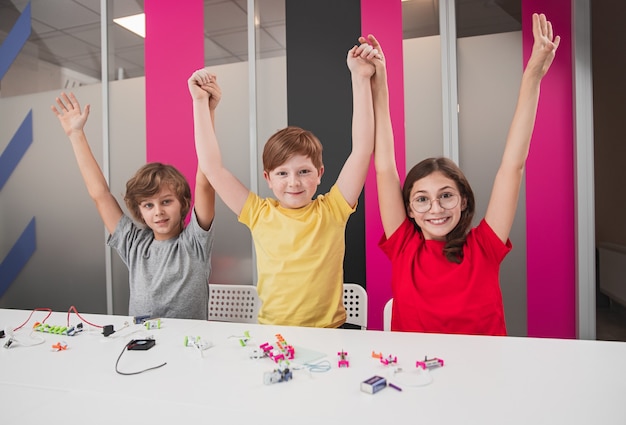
127, 339, 156, 350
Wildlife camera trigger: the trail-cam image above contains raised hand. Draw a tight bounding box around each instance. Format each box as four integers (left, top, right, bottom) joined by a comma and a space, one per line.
188, 68, 221, 111
51, 92, 90, 136
347, 40, 377, 79
359, 34, 385, 71
527, 13, 560, 79
205, 74, 221, 112
188, 68, 211, 101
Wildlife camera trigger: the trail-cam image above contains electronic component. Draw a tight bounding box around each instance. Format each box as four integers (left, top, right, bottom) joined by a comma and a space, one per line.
263, 364, 293, 385
416, 356, 444, 370
145, 319, 161, 329
3, 328, 15, 349
259, 334, 295, 364
33, 322, 83, 336
116, 339, 166, 375
361, 375, 387, 394
337, 350, 349, 368
133, 315, 151, 324
183, 336, 213, 351
51, 341, 68, 351
372, 350, 398, 366
127, 339, 156, 350
239, 330, 251, 346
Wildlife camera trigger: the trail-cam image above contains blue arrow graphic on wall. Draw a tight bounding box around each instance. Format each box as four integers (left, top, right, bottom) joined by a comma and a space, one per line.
0, 219, 36, 298
0, 1, 35, 298
0, 2, 30, 80
0, 110, 32, 191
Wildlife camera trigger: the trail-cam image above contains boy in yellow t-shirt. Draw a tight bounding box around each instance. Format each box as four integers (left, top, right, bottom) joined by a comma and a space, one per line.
189, 39, 379, 327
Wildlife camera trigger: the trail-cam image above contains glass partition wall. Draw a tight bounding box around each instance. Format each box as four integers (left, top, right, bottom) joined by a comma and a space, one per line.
455, 0, 525, 336
2, 1, 594, 338
0, 0, 107, 313
0, 0, 285, 314
402, 0, 526, 334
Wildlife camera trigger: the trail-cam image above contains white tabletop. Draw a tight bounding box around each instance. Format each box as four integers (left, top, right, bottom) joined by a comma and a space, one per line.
1, 308, 625, 425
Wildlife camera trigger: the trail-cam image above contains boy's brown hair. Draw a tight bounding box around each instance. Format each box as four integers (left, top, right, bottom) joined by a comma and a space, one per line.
262, 126, 323, 172
124, 162, 191, 227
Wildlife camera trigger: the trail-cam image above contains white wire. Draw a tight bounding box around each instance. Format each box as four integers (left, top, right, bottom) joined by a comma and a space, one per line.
388, 367, 434, 388
3, 330, 45, 348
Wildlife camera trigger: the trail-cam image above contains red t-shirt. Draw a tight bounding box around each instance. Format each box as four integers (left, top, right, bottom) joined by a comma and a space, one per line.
379, 218, 512, 336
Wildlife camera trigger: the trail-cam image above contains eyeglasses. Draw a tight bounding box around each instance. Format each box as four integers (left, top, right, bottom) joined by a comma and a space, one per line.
410, 192, 460, 213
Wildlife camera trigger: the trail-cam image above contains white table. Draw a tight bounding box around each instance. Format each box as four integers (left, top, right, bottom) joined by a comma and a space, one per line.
1, 308, 625, 424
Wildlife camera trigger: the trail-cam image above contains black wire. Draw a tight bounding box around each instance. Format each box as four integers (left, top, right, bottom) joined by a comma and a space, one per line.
115, 341, 167, 376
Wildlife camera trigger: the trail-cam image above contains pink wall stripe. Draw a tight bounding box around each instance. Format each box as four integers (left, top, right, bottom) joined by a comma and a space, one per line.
361, 0, 405, 330
523, 0, 576, 338
145, 0, 204, 219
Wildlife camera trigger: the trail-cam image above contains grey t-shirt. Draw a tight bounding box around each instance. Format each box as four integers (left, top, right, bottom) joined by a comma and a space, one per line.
107, 209, 214, 320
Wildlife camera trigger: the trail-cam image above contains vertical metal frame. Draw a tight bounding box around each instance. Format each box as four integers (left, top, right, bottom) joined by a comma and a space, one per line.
248, 0, 258, 194
247, 0, 258, 284
439, 0, 460, 164
100, 0, 113, 314
573, 0, 595, 340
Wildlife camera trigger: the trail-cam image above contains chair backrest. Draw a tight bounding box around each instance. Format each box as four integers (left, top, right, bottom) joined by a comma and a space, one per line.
343, 283, 368, 329
208, 284, 260, 323
383, 298, 393, 331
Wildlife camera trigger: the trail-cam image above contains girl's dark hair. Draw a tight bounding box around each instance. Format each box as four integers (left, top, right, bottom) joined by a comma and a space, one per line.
123, 163, 191, 229
402, 157, 475, 263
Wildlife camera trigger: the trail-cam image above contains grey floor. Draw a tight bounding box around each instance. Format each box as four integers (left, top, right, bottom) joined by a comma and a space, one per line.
596, 301, 626, 342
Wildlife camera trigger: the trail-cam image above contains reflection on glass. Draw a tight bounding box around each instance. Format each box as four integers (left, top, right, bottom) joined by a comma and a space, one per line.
403, 0, 440, 39
402, 0, 444, 164
197, 0, 287, 286
203, 0, 284, 66
456, 0, 523, 334
204, 0, 248, 65
254, 0, 285, 61
0, 0, 290, 97
108, 0, 144, 81
255, 0, 287, 200
0, 0, 102, 97
455, 0, 520, 38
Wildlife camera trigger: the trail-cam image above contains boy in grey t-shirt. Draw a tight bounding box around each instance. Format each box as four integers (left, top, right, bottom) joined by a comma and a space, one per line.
52, 87, 220, 319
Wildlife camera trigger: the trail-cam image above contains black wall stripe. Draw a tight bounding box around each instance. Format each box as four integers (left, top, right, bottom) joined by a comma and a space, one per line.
285, 0, 365, 289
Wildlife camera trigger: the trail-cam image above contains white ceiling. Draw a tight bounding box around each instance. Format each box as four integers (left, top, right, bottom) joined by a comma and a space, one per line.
0, 0, 520, 81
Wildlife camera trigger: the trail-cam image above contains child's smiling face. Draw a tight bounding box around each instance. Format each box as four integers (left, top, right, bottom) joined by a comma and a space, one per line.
408, 171, 465, 241
139, 184, 183, 240
263, 154, 323, 209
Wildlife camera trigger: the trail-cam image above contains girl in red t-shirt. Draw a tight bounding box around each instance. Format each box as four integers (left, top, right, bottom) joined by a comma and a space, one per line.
364, 13, 560, 335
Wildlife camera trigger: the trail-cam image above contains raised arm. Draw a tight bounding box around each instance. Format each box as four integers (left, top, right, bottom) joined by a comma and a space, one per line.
193, 78, 220, 230
366, 35, 407, 237
51, 92, 123, 235
189, 70, 250, 216
335, 41, 376, 208
485, 13, 560, 243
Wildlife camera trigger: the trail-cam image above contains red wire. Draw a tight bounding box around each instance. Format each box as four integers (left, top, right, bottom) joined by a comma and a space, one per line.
13, 308, 52, 331
66, 305, 104, 328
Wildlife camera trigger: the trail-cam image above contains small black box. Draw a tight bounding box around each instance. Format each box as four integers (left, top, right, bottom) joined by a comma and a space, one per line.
127, 339, 156, 350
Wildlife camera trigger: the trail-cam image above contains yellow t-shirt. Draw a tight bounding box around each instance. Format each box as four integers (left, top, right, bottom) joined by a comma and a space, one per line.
238, 185, 355, 327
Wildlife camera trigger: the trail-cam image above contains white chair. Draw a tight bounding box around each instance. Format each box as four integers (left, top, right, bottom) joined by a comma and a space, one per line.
208, 284, 260, 323
343, 283, 368, 329
383, 298, 393, 331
